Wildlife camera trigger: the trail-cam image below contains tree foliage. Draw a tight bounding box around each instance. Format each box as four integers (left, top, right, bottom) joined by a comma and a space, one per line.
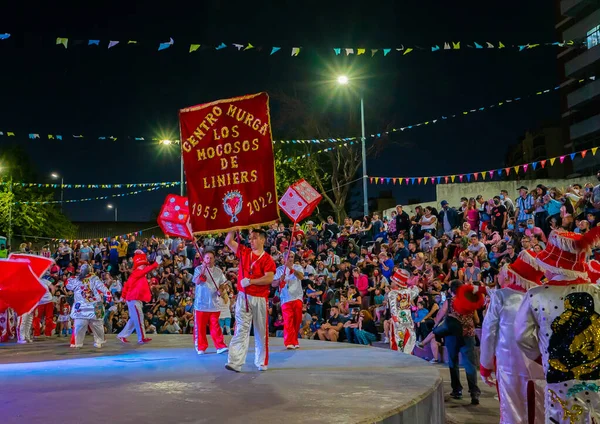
0, 147, 77, 242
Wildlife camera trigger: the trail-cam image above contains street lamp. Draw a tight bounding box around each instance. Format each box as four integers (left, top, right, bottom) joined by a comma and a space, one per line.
50, 172, 64, 213
159, 139, 184, 196
107, 204, 118, 222
337, 75, 368, 217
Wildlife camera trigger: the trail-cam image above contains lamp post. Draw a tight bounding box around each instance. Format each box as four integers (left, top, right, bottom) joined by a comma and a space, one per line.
51, 172, 64, 213
107, 204, 118, 222
337, 75, 368, 217
160, 139, 184, 196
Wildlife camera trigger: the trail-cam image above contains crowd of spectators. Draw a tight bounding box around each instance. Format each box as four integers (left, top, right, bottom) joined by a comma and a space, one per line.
18, 180, 600, 356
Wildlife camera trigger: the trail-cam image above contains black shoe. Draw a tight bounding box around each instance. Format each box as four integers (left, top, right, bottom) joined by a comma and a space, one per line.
471, 395, 480, 405
450, 391, 462, 399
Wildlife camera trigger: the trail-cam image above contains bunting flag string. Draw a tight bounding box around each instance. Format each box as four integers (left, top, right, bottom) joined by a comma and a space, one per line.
12, 184, 177, 205
0, 33, 582, 56
48, 225, 162, 245
0, 181, 181, 189
2, 76, 595, 150
368, 146, 599, 186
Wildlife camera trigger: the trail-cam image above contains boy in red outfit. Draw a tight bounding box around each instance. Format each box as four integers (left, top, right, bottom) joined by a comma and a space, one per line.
118, 250, 162, 344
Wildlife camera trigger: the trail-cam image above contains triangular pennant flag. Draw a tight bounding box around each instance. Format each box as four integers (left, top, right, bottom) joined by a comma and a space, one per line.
127, 40, 137, 44
418, 177, 422, 185
505, 167, 511, 176
482, 171, 487, 179
459, 175, 463, 182
582, 150, 588, 158
7, 132, 14, 136
437, 177, 441, 184
189, 44, 200, 53
405, 178, 410, 185
514, 166, 520, 174
550, 158, 556, 166
532, 162, 538, 170
489, 170, 494, 178
380, 178, 384, 184
403, 48, 413, 55
423, 177, 428, 185
357, 48, 366, 55
345, 48, 354, 55
108, 40, 119, 49
383, 48, 391, 56
56, 38, 68, 48
593, 147, 598, 156
385, 178, 390, 184
0, 33, 11, 40
232, 43, 244, 51
270, 47, 281, 55
370, 49, 378, 56
88, 40, 99, 46
518, 45, 528, 52
431, 45, 440, 51
431, 177, 435, 184
451, 175, 455, 183
560, 155, 566, 163
473, 173, 478, 181
244, 43, 254, 51
369, 177, 373, 184
523, 164, 529, 173
291, 47, 300, 56
540, 160, 547, 168
474, 42, 483, 49
392, 178, 397, 185
486, 42, 494, 48
334, 48, 341, 55
452, 42, 460, 49
444, 176, 448, 184
48, 134, 54, 139
158, 37, 174, 51
216, 42, 227, 50
467, 174, 471, 182
498, 42, 505, 49
444, 42, 451, 50
411, 178, 415, 185
570, 153, 576, 161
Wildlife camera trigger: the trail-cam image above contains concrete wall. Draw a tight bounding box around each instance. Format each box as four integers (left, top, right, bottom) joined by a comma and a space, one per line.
382, 176, 594, 218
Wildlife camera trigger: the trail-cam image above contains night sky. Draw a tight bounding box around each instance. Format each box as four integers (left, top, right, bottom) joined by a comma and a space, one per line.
0, 1, 559, 223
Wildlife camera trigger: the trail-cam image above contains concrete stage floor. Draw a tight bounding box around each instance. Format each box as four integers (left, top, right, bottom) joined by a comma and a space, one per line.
0, 335, 444, 424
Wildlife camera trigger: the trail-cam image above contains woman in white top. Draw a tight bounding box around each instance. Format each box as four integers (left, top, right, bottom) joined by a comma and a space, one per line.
419, 207, 437, 232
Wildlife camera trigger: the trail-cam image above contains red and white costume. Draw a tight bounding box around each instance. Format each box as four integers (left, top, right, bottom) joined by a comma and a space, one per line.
274, 262, 304, 349
67, 265, 110, 348
0, 306, 15, 343
192, 263, 228, 354
226, 245, 276, 372
480, 251, 545, 424
388, 269, 419, 354
118, 251, 159, 344
516, 229, 600, 424
32, 278, 54, 337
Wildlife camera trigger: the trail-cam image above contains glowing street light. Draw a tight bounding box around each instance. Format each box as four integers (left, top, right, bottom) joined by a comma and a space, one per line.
336, 75, 368, 216
159, 139, 173, 145
107, 204, 117, 222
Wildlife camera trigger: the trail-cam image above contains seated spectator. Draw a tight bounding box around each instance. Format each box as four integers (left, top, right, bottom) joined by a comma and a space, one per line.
161, 316, 182, 334
344, 308, 359, 343
354, 310, 379, 345
317, 306, 345, 342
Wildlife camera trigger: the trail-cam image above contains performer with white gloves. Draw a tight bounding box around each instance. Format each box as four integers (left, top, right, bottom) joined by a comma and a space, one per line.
67, 264, 110, 348
272, 251, 304, 350
480, 251, 545, 424
388, 269, 420, 354
118, 250, 161, 344
224, 229, 276, 373
192, 250, 228, 355
516, 228, 600, 424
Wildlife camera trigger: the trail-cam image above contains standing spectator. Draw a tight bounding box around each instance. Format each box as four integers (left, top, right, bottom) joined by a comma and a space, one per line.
419, 207, 437, 234
439, 200, 459, 237
490, 196, 507, 231
463, 198, 479, 235
352, 267, 369, 308
321, 216, 339, 241
371, 212, 385, 241
394, 205, 411, 237
499, 189, 515, 216
126, 236, 138, 259
515, 186, 534, 225
79, 242, 92, 262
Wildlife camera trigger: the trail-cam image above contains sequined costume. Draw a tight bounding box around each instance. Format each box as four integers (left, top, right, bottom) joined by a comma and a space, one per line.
66, 265, 109, 348
388, 269, 419, 354
516, 229, 600, 423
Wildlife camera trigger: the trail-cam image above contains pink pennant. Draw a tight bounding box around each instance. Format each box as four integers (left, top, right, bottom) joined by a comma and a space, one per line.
459, 175, 463, 182
559, 155, 565, 164
444, 176, 448, 184
490, 170, 495, 178
405, 178, 410, 185
523, 164, 529, 172
431, 177, 435, 184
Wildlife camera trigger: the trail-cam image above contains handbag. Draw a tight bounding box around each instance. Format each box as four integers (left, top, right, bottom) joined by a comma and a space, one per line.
432, 315, 462, 338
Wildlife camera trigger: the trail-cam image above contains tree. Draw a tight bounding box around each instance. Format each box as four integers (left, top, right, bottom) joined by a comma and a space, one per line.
271, 88, 400, 223
0, 146, 77, 244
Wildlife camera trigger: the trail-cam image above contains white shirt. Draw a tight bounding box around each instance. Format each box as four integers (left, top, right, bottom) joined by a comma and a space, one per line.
303, 264, 316, 276
38, 278, 54, 305
275, 264, 304, 304
193, 265, 226, 312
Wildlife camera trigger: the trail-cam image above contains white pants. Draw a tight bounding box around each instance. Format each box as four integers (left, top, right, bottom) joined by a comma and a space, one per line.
227, 294, 269, 369
74, 318, 104, 347
17, 313, 33, 342
118, 300, 145, 342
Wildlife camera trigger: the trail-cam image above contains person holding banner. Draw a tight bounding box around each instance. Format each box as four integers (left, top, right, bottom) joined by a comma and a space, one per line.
224, 229, 276, 372
192, 250, 229, 355
272, 251, 304, 350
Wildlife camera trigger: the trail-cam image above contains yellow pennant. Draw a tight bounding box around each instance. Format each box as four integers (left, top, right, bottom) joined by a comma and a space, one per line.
451, 175, 456, 183
514, 166, 520, 174
189, 44, 200, 53
452, 42, 460, 49
482, 171, 487, 179
403, 48, 413, 55
357, 48, 366, 55
550, 157, 556, 166
499, 42, 505, 49
592, 147, 598, 156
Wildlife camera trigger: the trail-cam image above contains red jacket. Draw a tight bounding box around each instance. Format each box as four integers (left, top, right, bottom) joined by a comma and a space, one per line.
122, 262, 158, 302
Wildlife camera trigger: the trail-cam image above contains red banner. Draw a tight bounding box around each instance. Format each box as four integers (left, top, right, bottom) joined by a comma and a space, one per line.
179, 92, 280, 234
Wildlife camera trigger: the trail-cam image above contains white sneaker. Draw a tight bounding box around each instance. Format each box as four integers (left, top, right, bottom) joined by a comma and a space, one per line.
94, 343, 103, 349
294, 345, 300, 349
197, 350, 205, 355
383, 337, 389, 343
216, 347, 228, 354
257, 365, 268, 371
17, 340, 27, 344
69, 344, 76, 348
286, 345, 295, 350
225, 363, 241, 373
